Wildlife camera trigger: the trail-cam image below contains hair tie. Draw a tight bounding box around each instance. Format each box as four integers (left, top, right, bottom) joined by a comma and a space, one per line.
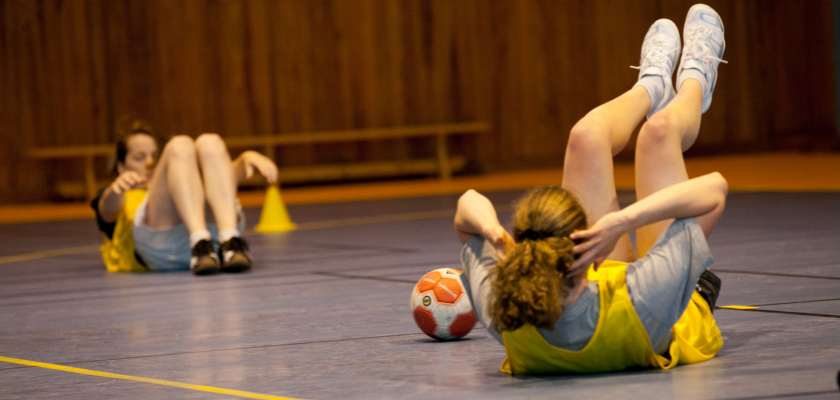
518, 229, 552, 241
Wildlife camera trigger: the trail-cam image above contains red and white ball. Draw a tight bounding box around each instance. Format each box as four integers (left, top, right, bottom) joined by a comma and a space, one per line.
410, 268, 477, 340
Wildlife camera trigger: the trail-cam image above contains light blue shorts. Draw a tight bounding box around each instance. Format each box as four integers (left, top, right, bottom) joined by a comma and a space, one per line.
132, 197, 246, 272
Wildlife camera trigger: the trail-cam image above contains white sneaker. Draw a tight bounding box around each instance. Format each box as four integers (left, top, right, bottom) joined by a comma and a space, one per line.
632, 19, 681, 119
676, 4, 727, 114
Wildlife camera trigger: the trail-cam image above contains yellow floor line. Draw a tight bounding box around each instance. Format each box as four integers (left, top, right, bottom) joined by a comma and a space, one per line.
0, 356, 300, 400
717, 305, 758, 310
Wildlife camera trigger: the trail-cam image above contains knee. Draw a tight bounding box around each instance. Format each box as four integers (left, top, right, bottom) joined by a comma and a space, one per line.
195, 133, 227, 159
163, 135, 197, 160
567, 120, 612, 156
638, 110, 681, 148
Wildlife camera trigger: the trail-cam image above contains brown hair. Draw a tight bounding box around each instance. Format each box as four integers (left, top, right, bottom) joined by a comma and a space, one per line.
489, 185, 587, 333
110, 117, 164, 175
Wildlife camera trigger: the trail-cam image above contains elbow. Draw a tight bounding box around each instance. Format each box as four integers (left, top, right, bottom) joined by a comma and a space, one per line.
459, 189, 478, 201
455, 189, 478, 228
711, 172, 728, 195
457, 189, 479, 209
708, 172, 728, 207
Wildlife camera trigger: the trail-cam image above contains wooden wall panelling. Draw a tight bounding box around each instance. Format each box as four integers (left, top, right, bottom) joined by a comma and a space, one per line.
401, 0, 435, 161
219, 0, 258, 141
0, 0, 836, 203
243, 0, 276, 159
2, 1, 48, 201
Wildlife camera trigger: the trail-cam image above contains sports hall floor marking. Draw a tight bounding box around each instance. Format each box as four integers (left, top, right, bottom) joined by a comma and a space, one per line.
751, 297, 840, 307
0, 209, 475, 266
0, 333, 423, 374
721, 390, 840, 400
311, 271, 416, 284
714, 269, 840, 281
0, 276, 339, 308
0, 356, 299, 400
717, 307, 840, 319
0, 245, 100, 265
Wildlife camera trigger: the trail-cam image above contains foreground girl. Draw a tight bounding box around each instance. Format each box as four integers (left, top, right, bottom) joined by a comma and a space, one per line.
455, 4, 727, 374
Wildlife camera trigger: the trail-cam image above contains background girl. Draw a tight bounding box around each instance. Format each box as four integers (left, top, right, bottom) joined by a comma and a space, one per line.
92, 118, 278, 275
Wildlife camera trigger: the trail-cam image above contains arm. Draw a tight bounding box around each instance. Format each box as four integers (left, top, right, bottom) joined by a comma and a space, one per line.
568, 172, 728, 273
97, 171, 148, 223
454, 190, 513, 258
232, 150, 279, 185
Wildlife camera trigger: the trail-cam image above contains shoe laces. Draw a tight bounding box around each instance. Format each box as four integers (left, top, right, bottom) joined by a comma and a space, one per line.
192, 238, 219, 256
631, 35, 679, 71
682, 26, 728, 65
222, 236, 249, 252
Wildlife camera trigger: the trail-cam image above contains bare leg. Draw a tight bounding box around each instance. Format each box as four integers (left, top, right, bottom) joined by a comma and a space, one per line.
634, 79, 706, 257
195, 133, 238, 233
144, 136, 207, 234
562, 86, 651, 262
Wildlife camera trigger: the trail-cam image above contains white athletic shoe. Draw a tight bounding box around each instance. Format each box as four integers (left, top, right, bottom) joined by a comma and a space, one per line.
632, 19, 681, 119
676, 3, 727, 114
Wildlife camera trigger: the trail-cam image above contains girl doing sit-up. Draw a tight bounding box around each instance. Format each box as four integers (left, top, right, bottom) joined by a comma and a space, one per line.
92, 119, 278, 275
455, 4, 728, 374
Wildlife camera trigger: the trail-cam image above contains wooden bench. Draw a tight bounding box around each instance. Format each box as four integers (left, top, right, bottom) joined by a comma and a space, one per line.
25, 121, 491, 200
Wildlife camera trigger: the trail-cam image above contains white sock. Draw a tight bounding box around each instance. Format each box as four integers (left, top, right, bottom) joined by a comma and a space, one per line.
219, 229, 240, 244
677, 69, 708, 94
635, 75, 666, 112
189, 230, 212, 248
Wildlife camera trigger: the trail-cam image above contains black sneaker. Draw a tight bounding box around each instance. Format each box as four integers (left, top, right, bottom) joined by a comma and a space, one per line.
219, 237, 251, 273
190, 239, 220, 275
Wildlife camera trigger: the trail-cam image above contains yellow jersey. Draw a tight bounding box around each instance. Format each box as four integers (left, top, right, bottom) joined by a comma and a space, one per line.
98, 189, 149, 272
501, 260, 722, 374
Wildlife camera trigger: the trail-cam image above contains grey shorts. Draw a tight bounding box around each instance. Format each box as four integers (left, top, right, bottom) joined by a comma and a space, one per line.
132, 197, 246, 272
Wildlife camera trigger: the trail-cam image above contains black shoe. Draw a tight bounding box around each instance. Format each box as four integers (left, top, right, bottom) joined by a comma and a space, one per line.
190, 239, 220, 275
219, 237, 251, 273
696, 269, 722, 311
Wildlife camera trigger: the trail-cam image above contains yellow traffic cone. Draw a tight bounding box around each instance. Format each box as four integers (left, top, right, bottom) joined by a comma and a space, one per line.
255, 185, 296, 232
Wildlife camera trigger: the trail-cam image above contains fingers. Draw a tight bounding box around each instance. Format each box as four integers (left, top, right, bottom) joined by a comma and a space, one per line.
569, 244, 602, 273
568, 256, 591, 274
245, 163, 254, 180
572, 238, 599, 255
494, 246, 507, 261
123, 175, 147, 188
112, 172, 148, 195
112, 180, 130, 195
248, 157, 279, 184
569, 229, 594, 241
263, 165, 278, 184
566, 262, 590, 277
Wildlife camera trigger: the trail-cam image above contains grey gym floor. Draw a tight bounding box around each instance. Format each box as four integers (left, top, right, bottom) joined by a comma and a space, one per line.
0, 190, 838, 399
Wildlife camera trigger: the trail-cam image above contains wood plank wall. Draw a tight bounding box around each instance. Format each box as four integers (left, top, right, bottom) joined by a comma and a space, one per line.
0, 0, 835, 203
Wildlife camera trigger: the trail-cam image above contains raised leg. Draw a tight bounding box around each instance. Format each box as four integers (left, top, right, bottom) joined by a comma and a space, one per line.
144, 136, 208, 234
562, 86, 650, 262
195, 133, 239, 233
635, 3, 728, 257
634, 80, 703, 257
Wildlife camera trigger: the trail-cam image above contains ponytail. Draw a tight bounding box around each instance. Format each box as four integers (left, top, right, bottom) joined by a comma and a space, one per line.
489, 186, 586, 333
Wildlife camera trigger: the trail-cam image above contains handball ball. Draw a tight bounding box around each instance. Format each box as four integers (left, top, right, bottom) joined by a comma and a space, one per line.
410, 268, 477, 340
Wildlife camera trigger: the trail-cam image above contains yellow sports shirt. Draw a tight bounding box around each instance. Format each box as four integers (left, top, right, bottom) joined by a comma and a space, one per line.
99, 189, 149, 273
501, 260, 722, 374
